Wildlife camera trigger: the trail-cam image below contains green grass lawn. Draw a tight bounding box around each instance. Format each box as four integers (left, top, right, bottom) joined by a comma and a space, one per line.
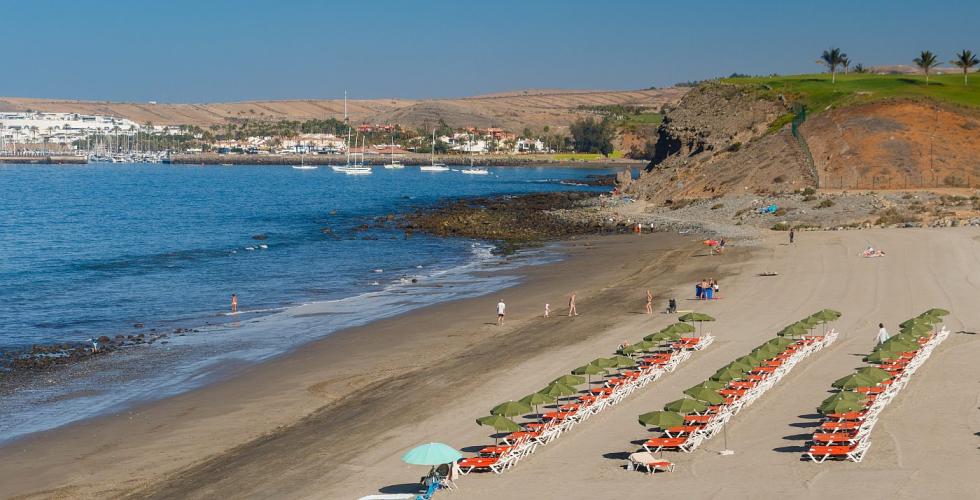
623, 112, 664, 126
720, 73, 980, 115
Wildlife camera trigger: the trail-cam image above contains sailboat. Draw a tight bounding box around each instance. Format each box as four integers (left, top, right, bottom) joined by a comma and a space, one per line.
383, 129, 403, 169
332, 122, 371, 174
292, 147, 317, 169
460, 133, 488, 174
420, 129, 449, 171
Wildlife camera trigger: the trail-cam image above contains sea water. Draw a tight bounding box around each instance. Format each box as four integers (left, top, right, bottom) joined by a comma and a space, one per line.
0, 163, 613, 441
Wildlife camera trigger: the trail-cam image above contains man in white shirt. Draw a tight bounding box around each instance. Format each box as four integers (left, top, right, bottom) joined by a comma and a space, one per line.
496, 300, 506, 326
875, 323, 890, 345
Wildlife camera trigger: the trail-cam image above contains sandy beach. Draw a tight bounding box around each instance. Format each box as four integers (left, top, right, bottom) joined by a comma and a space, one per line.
1, 228, 978, 499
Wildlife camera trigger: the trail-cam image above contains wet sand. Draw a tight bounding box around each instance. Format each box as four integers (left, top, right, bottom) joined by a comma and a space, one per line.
2, 229, 977, 499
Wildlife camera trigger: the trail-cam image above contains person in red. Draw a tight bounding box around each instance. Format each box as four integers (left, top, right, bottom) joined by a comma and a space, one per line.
231, 293, 238, 313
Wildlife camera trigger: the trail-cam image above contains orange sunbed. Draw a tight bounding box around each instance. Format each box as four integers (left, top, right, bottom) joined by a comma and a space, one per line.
479, 445, 512, 456
812, 432, 857, 444
820, 421, 860, 431
642, 437, 688, 452
684, 414, 712, 424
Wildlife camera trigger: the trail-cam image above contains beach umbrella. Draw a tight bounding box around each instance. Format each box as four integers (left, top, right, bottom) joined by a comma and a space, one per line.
401, 443, 464, 466
900, 323, 931, 337
763, 337, 794, 349
710, 366, 746, 382
552, 374, 586, 387
644, 330, 681, 342
638, 410, 684, 429
899, 318, 925, 329
520, 391, 556, 419
854, 367, 893, 383
915, 314, 942, 325
810, 309, 842, 333
687, 380, 726, 393
632, 340, 658, 352
923, 308, 949, 317
731, 356, 760, 371
666, 322, 696, 334
778, 323, 809, 338
818, 394, 867, 414
590, 357, 617, 369
743, 350, 771, 364
476, 415, 520, 433
611, 355, 637, 369
683, 386, 725, 404
753, 343, 783, 358
799, 316, 822, 330
831, 373, 878, 390
664, 397, 709, 414
877, 337, 918, 353
543, 381, 579, 409
618, 345, 639, 355
678, 312, 715, 336
864, 350, 901, 363
491, 400, 532, 417
572, 363, 607, 387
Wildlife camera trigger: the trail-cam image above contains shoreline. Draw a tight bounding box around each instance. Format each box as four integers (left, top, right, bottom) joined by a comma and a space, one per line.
0, 232, 710, 498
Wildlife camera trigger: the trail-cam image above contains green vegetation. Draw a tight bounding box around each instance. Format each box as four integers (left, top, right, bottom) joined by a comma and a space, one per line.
913, 51, 941, 84
820, 48, 847, 84
569, 117, 616, 156
720, 73, 980, 118
952, 50, 979, 85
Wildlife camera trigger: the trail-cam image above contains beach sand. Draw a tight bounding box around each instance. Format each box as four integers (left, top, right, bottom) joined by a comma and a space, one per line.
1, 228, 978, 499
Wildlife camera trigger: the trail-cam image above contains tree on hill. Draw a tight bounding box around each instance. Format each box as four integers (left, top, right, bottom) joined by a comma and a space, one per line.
820, 48, 846, 83
913, 51, 940, 85
569, 117, 615, 156
952, 50, 979, 85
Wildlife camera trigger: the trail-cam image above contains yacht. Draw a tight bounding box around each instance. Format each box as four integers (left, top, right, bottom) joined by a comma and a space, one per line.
383, 131, 404, 169
461, 167, 489, 175
420, 129, 449, 171
333, 122, 372, 175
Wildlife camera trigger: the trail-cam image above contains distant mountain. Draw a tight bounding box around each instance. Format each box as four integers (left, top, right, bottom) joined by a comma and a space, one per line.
0, 88, 688, 131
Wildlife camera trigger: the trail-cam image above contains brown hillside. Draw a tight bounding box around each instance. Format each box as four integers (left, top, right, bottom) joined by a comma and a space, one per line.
0, 88, 687, 131
803, 100, 980, 190
628, 82, 813, 202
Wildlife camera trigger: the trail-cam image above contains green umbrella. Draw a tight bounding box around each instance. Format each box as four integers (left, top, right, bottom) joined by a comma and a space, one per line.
644, 330, 681, 342
710, 366, 746, 382
476, 414, 521, 432
520, 391, 557, 420
915, 314, 942, 325
543, 381, 578, 397
632, 340, 658, 351
731, 356, 760, 370
678, 312, 715, 336
683, 386, 725, 404
664, 397, 709, 414
618, 345, 639, 355
743, 350, 771, 364
753, 344, 782, 359
923, 308, 949, 317
572, 364, 607, 376
591, 357, 617, 369
799, 316, 822, 329
854, 367, 893, 383
687, 380, 725, 393
818, 395, 868, 414
666, 322, 696, 334
401, 443, 464, 466
815, 309, 842, 320
778, 323, 809, 338
491, 400, 532, 417
864, 350, 901, 363
638, 410, 684, 429
899, 318, 925, 329
611, 355, 637, 368
900, 323, 931, 337
552, 374, 586, 386
831, 373, 878, 390
877, 337, 918, 353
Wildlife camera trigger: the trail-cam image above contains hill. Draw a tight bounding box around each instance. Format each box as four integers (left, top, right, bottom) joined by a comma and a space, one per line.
0, 88, 687, 131
627, 74, 980, 202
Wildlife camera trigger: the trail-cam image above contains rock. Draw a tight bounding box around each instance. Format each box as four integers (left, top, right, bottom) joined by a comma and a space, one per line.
251, 234, 268, 240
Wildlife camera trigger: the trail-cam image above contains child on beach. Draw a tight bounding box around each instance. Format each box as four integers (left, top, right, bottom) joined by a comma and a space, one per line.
544, 303, 550, 318
667, 298, 677, 314
496, 299, 506, 326
645, 289, 653, 315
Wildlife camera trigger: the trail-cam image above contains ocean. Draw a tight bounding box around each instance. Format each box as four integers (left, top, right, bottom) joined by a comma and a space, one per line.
0, 163, 613, 441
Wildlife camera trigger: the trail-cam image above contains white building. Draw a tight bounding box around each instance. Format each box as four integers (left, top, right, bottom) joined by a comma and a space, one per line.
0, 112, 144, 145
514, 138, 545, 153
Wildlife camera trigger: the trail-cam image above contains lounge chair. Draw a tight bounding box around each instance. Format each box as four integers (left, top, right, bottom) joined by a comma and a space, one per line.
627, 452, 675, 474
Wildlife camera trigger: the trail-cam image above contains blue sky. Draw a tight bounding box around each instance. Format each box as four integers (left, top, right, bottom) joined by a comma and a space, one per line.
2, 0, 978, 102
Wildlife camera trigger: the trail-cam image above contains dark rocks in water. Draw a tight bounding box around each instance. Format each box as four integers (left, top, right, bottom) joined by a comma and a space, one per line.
354, 224, 370, 231
251, 233, 268, 240
134, 323, 144, 329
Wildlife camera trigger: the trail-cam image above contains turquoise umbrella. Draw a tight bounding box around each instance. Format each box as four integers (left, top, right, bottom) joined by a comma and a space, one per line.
402, 442, 464, 465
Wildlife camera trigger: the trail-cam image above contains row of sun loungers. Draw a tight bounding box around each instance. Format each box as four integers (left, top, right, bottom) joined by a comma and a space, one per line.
804, 310, 950, 463
458, 328, 715, 475
629, 310, 842, 473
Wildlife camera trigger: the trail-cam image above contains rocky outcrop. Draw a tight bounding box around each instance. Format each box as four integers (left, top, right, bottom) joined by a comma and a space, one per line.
628, 82, 813, 203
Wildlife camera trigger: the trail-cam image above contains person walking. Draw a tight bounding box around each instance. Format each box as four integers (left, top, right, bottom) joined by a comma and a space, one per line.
544, 303, 550, 318
496, 299, 506, 326
875, 323, 889, 346
789, 228, 795, 244
568, 292, 578, 317
230, 293, 238, 313
645, 289, 653, 315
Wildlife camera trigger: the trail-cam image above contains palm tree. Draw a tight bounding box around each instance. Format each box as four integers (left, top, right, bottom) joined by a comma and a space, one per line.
841, 56, 851, 74
821, 48, 847, 83
913, 51, 940, 85
951, 49, 978, 85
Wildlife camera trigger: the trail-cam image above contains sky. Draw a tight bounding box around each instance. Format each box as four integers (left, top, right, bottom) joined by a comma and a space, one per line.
2, 0, 978, 102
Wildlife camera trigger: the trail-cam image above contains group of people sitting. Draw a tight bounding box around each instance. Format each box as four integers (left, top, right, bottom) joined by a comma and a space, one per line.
862, 246, 886, 258
695, 278, 720, 300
